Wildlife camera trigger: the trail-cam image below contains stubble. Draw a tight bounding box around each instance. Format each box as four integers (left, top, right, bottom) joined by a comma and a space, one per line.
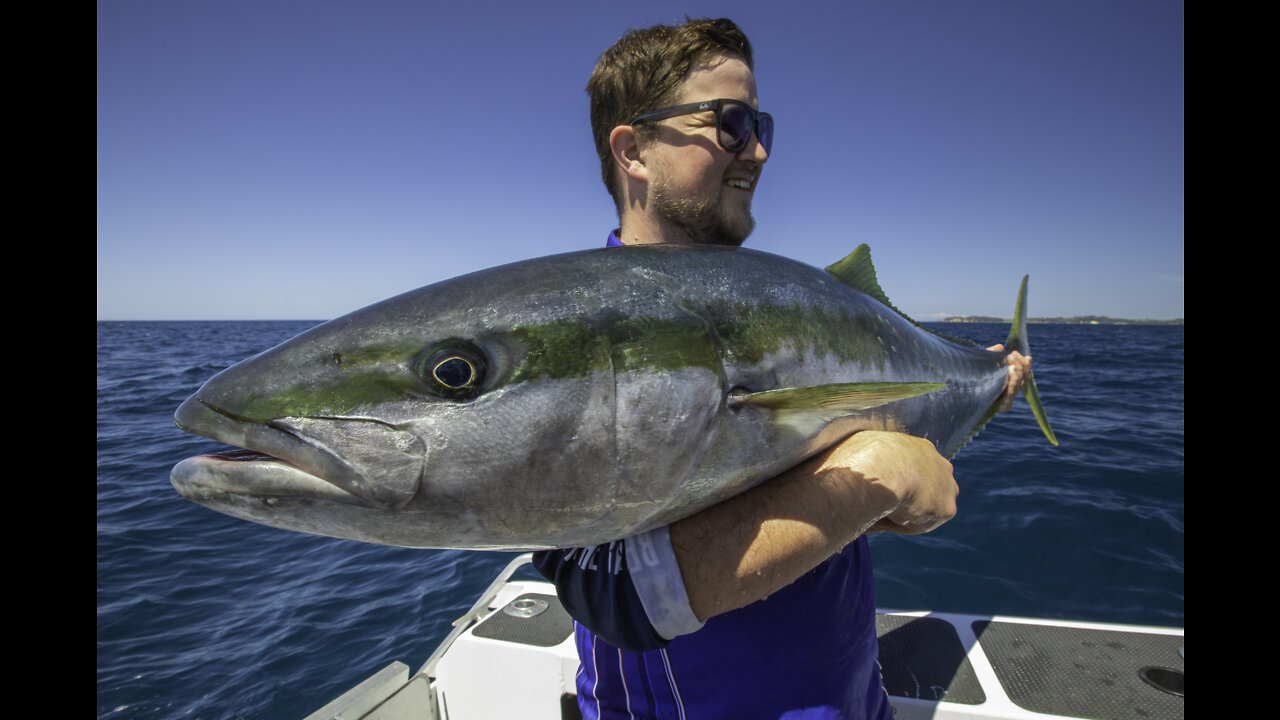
650, 179, 755, 247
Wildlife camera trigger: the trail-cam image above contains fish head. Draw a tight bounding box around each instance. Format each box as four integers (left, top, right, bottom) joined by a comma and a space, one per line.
171, 249, 726, 549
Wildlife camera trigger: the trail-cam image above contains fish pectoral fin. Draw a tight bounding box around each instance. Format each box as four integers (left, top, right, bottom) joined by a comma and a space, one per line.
731, 382, 945, 437
731, 381, 944, 412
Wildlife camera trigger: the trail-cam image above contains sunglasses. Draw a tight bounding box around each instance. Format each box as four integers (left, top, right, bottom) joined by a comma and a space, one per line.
629, 98, 773, 155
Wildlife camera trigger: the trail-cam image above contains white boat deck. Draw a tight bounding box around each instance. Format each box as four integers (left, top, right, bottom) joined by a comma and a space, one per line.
306, 554, 1183, 720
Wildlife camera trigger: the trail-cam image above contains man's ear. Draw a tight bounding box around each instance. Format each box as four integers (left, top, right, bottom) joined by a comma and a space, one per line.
609, 125, 649, 183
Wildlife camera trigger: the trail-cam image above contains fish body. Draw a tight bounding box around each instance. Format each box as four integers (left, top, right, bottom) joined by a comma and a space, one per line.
171, 244, 1055, 549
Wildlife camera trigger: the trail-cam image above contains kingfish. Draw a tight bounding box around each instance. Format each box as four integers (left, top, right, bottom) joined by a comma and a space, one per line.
171, 244, 1056, 550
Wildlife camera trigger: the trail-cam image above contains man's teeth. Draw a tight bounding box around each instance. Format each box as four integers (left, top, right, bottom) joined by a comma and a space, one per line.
727, 179, 751, 190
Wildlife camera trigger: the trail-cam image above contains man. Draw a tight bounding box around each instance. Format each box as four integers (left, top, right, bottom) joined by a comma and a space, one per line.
534, 18, 1030, 719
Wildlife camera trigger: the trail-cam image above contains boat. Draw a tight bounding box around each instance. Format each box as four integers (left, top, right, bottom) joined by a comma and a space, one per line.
303, 553, 1184, 720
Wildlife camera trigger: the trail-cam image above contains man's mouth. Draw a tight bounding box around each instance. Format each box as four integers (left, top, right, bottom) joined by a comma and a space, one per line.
726, 178, 753, 191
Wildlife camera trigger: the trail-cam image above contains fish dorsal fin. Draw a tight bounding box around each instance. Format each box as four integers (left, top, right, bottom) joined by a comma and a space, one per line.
730, 381, 944, 436
825, 244, 982, 349
824, 245, 906, 317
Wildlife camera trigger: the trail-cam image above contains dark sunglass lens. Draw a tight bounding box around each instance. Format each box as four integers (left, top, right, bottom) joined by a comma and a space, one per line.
719, 104, 753, 152
757, 113, 773, 154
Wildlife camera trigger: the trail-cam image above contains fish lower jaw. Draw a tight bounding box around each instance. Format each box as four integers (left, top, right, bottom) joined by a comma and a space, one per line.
170, 453, 374, 507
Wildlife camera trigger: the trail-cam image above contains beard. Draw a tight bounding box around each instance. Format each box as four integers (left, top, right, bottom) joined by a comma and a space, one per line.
649, 179, 755, 247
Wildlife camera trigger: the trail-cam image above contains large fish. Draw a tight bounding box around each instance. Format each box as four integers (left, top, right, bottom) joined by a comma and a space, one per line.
171, 244, 1056, 550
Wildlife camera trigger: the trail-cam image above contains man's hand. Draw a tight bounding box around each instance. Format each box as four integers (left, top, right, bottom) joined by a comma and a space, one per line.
825, 431, 958, 536
988, 344, 1031, 413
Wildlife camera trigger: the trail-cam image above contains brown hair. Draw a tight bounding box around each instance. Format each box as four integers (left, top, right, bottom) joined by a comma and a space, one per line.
586, 18, 755, 209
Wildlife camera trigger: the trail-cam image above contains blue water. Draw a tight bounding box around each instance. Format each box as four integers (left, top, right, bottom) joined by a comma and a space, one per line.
97, 320, 1183, 720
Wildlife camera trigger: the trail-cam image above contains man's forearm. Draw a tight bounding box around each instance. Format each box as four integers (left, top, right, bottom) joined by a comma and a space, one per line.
669, 431, 957, 621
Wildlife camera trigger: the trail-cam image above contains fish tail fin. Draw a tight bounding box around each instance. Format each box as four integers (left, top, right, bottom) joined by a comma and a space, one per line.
1007, 276, 1058, 446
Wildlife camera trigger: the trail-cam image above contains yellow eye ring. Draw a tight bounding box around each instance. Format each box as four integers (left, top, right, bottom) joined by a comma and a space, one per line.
418, 341, 489, 400
432, 356, 477, 389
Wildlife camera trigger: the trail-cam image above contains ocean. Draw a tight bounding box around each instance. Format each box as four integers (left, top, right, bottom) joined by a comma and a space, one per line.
96, 319, 1183, 719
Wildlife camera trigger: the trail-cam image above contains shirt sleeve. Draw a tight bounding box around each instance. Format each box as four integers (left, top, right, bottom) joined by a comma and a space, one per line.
532, 526, 705, 652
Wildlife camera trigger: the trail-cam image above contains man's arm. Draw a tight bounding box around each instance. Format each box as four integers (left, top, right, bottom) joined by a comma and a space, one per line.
670, 430, 957, 621
532, 430, 954, 649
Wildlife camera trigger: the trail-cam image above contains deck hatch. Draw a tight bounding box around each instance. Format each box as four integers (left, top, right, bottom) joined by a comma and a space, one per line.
876, 615, 986, 705
973, 620, 1184, 719
472, 593, 573, 647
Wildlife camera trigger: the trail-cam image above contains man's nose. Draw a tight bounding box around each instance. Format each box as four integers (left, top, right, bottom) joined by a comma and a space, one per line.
737, 129, 769, 163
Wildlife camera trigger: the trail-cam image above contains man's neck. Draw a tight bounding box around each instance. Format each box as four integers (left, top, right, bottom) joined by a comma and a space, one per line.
616, 215, 694, 245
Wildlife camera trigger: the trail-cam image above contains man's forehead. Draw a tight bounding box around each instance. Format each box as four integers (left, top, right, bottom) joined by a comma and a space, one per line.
677, 52, 759, 107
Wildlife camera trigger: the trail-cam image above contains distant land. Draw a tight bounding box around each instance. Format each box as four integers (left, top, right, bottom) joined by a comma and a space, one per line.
939, 315, 1183, 325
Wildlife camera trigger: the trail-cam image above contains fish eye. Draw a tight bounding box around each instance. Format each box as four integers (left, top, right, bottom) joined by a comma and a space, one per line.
419, 342, 487, 399
433, 356, 477, 389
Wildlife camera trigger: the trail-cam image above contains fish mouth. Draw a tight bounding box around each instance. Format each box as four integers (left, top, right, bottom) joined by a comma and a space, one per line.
171, 394, 425, 509
170, 450, 370, 506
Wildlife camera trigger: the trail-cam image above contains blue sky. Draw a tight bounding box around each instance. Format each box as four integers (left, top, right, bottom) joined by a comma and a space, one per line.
97, 1, 1183, 321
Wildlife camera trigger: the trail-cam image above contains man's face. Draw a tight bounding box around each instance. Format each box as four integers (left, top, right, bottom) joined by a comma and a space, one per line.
643, 54, 769, 246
